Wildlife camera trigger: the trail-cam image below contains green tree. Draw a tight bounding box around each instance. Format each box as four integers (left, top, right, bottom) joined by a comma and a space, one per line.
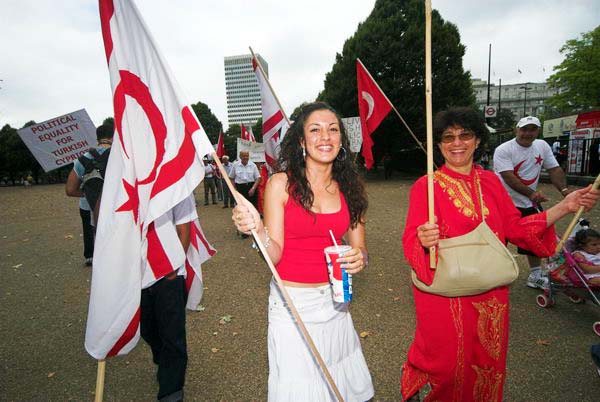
317, 0, 475, 167
224, 124, 241, 159
290, 102, 310, 121
488, 108, 516, 131
251, 118, 263, 142
546, 25, 600, 115
0, 123, 43, 185
191, 101, 223, 143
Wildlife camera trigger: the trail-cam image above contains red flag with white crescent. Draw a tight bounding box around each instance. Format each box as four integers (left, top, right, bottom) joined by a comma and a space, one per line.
356, 59, 392, 169
216, 131, 225, 158
86, 0, 216, 359
252, 55, 289, 171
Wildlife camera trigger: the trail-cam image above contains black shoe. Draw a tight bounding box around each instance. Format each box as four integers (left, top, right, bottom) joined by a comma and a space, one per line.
204, 203, 208, 206
222, 205, 229, 208
241, 234, 249, 239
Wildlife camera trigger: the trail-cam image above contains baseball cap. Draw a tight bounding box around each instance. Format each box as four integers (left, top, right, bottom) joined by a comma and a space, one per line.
516, 116, 541, 128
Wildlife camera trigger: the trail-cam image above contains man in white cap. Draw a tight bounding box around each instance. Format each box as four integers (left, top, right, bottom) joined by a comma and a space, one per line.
493, 116, 569, 289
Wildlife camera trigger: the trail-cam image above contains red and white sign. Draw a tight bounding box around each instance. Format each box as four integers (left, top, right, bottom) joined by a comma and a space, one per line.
85, 0, 215, 360
484, 105, 497, 118
236, 138, 265, 163
17, 109, 97, 172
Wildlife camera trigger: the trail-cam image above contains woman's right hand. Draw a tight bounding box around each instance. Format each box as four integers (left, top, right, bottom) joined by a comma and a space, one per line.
417, 222, 439, 248
232, 193, 262, 234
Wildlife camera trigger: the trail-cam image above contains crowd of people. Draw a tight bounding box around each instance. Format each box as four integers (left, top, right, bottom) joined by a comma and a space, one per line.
62, 102, 600, 401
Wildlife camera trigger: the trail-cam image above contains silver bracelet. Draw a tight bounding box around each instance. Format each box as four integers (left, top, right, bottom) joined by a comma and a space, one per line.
251, 227, 271, 251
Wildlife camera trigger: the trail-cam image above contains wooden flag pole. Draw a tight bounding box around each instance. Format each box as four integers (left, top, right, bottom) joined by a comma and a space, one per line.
555, 174, 600, 252
249, 46, 292, 126
94, 360, 106, 402
211, 153, 344, 402
356, 58, 430, 160
425, 0, 436, 268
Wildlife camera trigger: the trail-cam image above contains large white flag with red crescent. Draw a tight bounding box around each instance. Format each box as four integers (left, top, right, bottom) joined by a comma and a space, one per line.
85, 0, 215, 359
252, 55, 289, 170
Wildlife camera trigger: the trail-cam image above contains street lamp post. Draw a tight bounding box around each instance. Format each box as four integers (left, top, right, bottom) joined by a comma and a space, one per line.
519, 84, 532, 117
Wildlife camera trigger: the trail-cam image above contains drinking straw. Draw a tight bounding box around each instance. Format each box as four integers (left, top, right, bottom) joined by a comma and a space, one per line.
329, 230, 340, 252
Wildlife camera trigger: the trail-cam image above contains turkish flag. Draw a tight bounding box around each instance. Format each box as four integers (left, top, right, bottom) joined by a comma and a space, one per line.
356, 59, 392, 169
216, 131, 225, 158
86, 0, 216, 359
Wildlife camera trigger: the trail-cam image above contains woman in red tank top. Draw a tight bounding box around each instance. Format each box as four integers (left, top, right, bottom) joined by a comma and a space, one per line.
232, 102, 373, 401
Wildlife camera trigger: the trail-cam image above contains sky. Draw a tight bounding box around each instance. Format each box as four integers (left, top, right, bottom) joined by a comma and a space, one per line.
1, 0, 599, 129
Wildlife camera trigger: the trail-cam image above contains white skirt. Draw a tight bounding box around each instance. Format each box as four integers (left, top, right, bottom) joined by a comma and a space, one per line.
267, 279, 374, 402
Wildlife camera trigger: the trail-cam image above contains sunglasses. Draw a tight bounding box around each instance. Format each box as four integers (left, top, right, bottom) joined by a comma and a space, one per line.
440, 130, 475, 143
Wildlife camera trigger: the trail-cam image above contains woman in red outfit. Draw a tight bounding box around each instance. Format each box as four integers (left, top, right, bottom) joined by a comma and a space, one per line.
233, 102, 374, 401
401, 107, 599, 402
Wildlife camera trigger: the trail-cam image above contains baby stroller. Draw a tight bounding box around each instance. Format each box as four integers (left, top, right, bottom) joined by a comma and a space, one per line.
537, 219, 600, 337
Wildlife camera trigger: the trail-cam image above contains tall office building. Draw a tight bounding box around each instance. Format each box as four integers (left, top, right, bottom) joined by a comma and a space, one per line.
224, 53, 268, 127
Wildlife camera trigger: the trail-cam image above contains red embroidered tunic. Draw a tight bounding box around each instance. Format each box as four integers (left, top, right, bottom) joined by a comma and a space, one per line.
401, 165, 556, 402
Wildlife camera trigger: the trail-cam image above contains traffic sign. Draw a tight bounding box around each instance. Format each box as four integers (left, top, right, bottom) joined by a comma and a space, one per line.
484, 105, 497, 118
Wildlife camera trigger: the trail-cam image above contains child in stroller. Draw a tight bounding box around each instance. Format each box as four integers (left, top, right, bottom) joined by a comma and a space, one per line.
537, 220, 600, 337
572, 229, 600, 286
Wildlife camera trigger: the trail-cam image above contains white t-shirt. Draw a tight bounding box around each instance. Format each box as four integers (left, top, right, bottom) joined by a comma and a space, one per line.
574, 250, 600, 279
142, 195, 198, 289
204, 164, 215, 178
229, 160, 260, 184
493, 139, 559, 208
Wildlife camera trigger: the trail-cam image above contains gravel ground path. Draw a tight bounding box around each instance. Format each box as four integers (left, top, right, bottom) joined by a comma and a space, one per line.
1, 178, 599, 401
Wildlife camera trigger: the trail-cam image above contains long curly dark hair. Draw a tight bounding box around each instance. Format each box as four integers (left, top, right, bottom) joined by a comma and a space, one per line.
277, 102, 367, 227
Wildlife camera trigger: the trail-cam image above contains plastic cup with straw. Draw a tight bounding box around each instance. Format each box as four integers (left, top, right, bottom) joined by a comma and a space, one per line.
324, 230, 353, 303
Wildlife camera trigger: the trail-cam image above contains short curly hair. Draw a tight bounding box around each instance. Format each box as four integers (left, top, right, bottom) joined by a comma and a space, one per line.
433, 107, 489, 161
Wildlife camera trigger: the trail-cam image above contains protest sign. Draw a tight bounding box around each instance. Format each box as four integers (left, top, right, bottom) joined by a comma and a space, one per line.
342, 117, 363, 153
17, 109, 97, 172
236, 138, 265, 163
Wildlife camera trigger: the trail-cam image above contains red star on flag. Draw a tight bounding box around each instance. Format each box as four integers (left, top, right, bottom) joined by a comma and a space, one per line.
535, 154, 543, 165
116, 179, 139, 224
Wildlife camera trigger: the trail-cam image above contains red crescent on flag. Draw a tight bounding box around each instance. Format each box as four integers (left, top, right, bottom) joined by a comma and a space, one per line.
113, 70, 167, 186
99, 0, 114, 64
113, 70, 168, 222
513, 160, 537, 185
149, 106, 199, 199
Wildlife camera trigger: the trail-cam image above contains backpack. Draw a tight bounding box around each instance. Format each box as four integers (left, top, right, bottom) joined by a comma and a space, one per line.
79, 148, 111, 219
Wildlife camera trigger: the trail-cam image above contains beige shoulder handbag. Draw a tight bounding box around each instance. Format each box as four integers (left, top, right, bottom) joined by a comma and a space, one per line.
411, 174, 519, 297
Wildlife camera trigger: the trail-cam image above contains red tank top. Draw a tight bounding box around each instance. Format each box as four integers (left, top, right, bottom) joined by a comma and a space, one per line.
276, 191, 351, 283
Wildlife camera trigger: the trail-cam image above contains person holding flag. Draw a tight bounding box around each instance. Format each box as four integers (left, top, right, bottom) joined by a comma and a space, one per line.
140, 195, 196, 402
87, 1, 216, 401
232, 102, 374, 401
401, 107, 600, 401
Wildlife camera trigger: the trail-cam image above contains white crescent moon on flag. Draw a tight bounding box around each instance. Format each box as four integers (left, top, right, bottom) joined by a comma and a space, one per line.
361, 91, 375, 120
